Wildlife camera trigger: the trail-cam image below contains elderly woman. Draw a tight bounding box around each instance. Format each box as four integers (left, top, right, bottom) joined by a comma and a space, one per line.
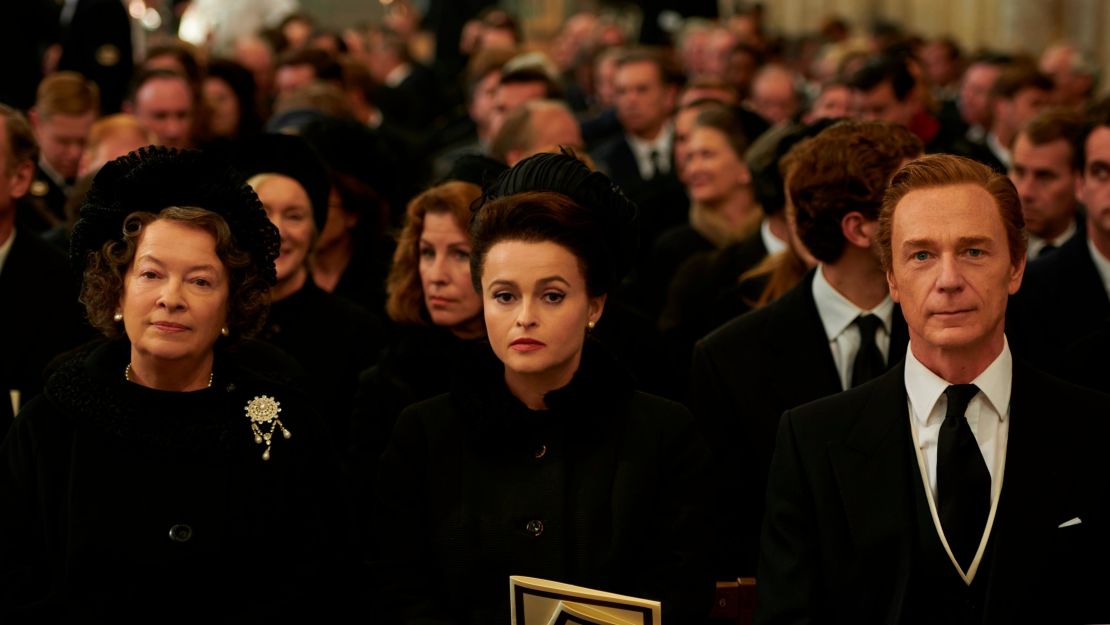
374, 153, 713, 624
0, 147, 349, 620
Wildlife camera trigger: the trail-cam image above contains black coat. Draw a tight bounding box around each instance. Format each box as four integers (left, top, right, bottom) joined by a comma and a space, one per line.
1006, 232, 1110, 378
690, 269, 909, 577
261, 279, 386, 448
0, 229, 88, 421
0, 339, 354, 622
373, 342, 715, 624
757, 360, 1110, 625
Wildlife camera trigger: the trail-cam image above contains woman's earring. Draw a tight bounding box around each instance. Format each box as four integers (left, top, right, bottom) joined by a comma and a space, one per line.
113, 311, 123, 322
220, 326, 230, 337
587, 321, 596, 331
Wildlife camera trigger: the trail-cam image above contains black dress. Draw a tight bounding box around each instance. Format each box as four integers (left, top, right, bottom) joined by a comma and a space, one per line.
373, 341, 715, 624
0, 339, 354, 623
261, 279, 386, 449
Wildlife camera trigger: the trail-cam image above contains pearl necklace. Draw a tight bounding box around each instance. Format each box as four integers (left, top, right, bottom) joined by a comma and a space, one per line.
125, 363, 214, 388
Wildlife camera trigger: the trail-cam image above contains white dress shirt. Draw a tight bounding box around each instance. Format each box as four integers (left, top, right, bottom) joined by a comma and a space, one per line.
1088, 237, 1110, 297
811, 265, 895, 390
760, 218, 787, 255
1026, 220, 1077, 258
905, 338, 1012, 582
626, 123, 674, 180
0, 227, 14, 275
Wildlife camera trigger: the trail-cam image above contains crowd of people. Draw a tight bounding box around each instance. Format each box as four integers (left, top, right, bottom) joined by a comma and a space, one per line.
1, 3, 1109, 623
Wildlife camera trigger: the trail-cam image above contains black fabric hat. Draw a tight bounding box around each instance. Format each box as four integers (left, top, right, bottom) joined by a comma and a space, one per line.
483, 150, 639, 288
441, 153, 509, 188
231, 133, 332, 231
299, 116, 395, 200
70, 146, 280, 285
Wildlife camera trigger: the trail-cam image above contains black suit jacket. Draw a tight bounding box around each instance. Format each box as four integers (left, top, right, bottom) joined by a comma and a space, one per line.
0, 230, 87, 419
757, 359, 1110, 625
1006, 232, 1110, 377
691, 269, 909, 576
591, 135, 688, 253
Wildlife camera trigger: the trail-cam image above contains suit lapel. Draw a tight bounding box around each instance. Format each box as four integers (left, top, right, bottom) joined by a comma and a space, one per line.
980, 362, 1061, 619
827, 365, 915, 621
768, 270, 843, 402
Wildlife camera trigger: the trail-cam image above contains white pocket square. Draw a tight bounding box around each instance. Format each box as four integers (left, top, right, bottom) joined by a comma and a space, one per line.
1058, 517, 1082, 528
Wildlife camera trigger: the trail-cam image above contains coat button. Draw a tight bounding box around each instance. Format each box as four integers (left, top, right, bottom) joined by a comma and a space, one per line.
168, 524, 193, 543
534, 445, 547, 460
524, 519, 544, 537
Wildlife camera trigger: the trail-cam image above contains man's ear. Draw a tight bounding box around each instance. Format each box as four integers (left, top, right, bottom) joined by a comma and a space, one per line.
840, 211, 874, 249
8, 160, 33, 200
886, 268, 901, 303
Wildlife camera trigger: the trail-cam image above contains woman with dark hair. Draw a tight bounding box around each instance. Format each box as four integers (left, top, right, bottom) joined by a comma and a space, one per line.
0, 147, 349, 620
203, 58, 264, 141
374, 152, 713, 624
299, 116, 396, 313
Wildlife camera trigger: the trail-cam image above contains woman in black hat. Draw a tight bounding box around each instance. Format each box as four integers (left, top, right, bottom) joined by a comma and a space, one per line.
237, 133, 386, 450
0, 147, 352, 620
373, 152, 714, 624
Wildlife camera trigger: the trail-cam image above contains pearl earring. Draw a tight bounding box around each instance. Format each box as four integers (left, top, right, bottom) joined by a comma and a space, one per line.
587, 321, 596, 330
220, 326, 230, 337
113, 311, 123, 322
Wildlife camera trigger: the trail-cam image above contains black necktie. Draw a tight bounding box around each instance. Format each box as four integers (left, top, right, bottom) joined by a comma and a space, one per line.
937, 383, 991, 571
850, 314, 885, 387
648, 149, 660, 180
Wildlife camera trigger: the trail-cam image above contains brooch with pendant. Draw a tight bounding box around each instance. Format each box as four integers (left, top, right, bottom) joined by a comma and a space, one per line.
244, 395, 291, 460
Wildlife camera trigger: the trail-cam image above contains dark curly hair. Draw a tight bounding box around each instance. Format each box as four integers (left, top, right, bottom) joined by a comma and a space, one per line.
82, 207, 271, 337
784, 120, 922, 264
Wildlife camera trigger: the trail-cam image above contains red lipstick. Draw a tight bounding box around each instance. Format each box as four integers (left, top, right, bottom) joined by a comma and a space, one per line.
510, 337, 545, 351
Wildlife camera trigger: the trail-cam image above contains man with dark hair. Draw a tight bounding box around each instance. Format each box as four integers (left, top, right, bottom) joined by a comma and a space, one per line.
692, 120, 921, 577
592, 48, 687, 282
848, 54, 964, 156
125, 69, 196, 150
366, 28, 440, 132
1008, 103, 1110, 382
0, 105, 86, 422
25, 72, 100, 233
978, 65, 1053, 172
758, 153, 1110, 624
486, 61, 563, 140
274, 47, 344, 100
1008, 108, 1085, 258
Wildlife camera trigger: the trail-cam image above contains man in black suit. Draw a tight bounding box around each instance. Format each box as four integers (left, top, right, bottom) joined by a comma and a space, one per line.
0, 105, 86, 422
591, 49, 687, 271
691, 120, 922, 577
1007, 104, 1110, 380
1007, 108, 1085, 259
757, 154, 1110, 624
22, 72, 100, 234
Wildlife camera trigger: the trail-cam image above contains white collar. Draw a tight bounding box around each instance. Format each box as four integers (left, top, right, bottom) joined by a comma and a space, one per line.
384, 63, 413, 88
905, 337, 1012, 426
0, 226, 15, 275
811, 264, 895, 342
1027, 220, 1077, 257
985, 133, 1011, 169
760, 218, 787, 255
626, 122, 674, 159
1088, 236, 1110, 297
